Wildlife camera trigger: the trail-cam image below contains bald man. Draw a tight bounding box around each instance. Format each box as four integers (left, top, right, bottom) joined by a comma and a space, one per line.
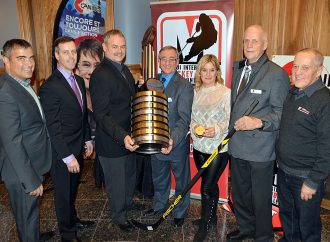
227, 25, 290, 242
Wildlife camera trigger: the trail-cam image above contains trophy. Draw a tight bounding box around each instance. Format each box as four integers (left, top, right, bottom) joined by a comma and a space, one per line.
131, 26, 170, 154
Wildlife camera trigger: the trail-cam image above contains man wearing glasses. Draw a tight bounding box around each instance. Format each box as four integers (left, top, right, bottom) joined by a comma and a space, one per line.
227, 25, 289, 242
144, 45, 194, 228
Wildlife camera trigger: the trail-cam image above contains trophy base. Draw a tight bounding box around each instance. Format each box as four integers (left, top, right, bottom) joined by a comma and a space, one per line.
135, 142, 168, 154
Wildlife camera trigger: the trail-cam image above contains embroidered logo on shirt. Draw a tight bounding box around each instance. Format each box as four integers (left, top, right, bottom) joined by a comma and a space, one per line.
298, 106, 310, 115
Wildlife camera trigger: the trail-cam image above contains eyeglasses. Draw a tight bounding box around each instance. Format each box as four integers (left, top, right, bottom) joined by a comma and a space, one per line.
159, 57, 178, 63
78, 62, 99, 71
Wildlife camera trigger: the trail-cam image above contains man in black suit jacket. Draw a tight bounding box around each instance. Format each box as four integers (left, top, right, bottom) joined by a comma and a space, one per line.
0, 39, 53, 241
40, 36, 94, 242
89, 29, 141, 232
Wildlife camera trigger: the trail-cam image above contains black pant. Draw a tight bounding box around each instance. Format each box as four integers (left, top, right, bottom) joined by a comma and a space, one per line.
193, 149, 229, 200
99, 154, 136, 224
278, 169, 324, 242
230, 157, 274, 242
52, 155, 82, 239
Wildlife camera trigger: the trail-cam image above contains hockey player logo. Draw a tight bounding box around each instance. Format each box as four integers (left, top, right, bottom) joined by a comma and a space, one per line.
184, 13, 218, 62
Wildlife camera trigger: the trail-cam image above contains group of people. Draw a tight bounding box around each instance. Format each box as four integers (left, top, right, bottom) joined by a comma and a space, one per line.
0, 24, 329, 242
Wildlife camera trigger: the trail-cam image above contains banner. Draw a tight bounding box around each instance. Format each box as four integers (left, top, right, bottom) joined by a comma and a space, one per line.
151, 0, 234, 87
151, 0, 234, 201
53, 0, 106, 44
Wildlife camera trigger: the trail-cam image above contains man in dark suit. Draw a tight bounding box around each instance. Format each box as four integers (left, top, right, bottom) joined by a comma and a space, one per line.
0, 39, 53, 241
89, 29, 141, 232
40, 36, 94, 242
227, 25, 290, 242
144, 46, 194, 227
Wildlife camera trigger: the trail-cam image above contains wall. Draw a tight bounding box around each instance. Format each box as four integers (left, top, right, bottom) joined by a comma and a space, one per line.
114, 0, 157, 64
0, 0, 20, 66
233, 0, 330, 60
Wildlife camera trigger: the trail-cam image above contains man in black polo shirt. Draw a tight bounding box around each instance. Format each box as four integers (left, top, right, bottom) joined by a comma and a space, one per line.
276, 48, 330, 242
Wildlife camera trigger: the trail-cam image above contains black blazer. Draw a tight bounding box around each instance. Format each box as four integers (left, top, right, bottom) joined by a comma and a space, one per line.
0, 72, 52, 192
90, 58, 136, 158
40, 69, 90, 161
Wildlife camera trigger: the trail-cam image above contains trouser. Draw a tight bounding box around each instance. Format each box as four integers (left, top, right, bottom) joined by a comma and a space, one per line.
278, 168, 324, 242
193, 149, 229, 223
5, 181, 40, 242
230, 157, 274, 242
52, 156, 82, 239
99, 154, 136, 224
151, 154, 190, 219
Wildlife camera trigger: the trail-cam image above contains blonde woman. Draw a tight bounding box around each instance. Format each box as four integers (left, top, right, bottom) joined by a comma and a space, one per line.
191, 54, 231, 242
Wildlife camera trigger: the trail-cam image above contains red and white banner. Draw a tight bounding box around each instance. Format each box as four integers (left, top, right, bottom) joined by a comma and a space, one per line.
151, 0, 234, 87
151, 0, 234, 202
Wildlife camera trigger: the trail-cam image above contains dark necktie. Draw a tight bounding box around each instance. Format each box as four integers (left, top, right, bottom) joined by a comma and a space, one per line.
237, 66, 251, 95
69, 74, 83, 110
121, 66, 127, 80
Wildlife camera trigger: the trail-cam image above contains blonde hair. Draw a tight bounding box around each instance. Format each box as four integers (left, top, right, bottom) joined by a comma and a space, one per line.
103, 29, 125, 44
194, 54, 224, 90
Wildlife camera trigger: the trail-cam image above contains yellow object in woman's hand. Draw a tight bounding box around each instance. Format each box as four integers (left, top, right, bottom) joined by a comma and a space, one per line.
195, 125, 205, 136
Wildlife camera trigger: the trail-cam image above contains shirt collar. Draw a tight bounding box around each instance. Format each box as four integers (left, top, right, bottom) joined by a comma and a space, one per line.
161, 71, 175, 82
105, 57, 123, 72
6, 71, 31, 87
57, 66, 74, 80
297, 78, 324, 98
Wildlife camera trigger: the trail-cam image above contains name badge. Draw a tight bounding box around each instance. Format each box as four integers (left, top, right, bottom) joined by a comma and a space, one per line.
168, 97, 173, 102
250, 89, 263, 94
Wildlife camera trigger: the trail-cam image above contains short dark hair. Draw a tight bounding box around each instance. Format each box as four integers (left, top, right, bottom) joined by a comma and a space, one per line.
158, 45, 179, 59
2, 39, 32, 59
77, 38, 103, 63
54, 36, 75, 53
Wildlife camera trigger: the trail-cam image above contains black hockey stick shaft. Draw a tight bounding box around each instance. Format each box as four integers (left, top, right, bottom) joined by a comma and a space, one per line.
131, 99, 259, 231
160, 99, 258, 216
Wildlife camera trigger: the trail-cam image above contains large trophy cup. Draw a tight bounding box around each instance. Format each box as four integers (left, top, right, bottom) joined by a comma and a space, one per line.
131, 26, 170, 154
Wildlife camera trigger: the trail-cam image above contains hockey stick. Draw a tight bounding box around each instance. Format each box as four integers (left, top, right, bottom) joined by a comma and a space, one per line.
131, 99, 259, 231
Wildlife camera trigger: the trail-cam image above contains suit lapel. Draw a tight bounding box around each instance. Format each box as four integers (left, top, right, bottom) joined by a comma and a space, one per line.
163, 72, 178, 97
55, 70, 83, 112
121, 65, 135, 95
4, 73, 44, 121
232, 63, 244, 103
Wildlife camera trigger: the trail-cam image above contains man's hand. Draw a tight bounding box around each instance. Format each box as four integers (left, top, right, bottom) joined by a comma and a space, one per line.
84, 141, 94, 157
124, 135, 139, 152
137, 75, 145, 87
29, 184, 43, 196
67, 158, 80, 173
301, 183, 316, 201
234, 116, 263, 131
161, 138, 173, 155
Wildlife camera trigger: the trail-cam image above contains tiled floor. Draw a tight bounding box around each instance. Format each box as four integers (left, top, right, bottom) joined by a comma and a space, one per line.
0, 160, 329, 241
